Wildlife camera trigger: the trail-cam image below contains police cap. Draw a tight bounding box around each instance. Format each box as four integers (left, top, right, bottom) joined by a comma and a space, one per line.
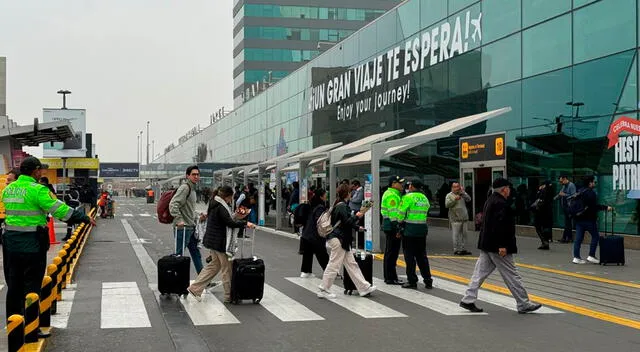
19, 156, 47, 175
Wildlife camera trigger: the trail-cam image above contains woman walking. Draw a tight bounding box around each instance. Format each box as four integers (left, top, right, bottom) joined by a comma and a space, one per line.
317, 184, 376, 299
300, 188, 330, 278
187, 186, 254, 302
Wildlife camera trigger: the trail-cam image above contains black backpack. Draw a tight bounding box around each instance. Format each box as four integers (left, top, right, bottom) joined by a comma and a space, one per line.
567, 190, 588, 218
293, 203, 311, 226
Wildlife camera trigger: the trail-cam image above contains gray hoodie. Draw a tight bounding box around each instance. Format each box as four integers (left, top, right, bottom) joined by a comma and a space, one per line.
445, 191, 471, 222
169, 180, 196, 227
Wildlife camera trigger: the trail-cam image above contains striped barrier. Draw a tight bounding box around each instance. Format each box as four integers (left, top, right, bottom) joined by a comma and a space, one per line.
7, 314, 25, 352
24, 293, 39, 343
47, 264, 58, 315
40, 276, 53, 331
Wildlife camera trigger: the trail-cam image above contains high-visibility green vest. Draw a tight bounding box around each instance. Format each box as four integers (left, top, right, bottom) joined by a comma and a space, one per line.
398, 191, 430, 237
381, 188, 402, 232
2, 174, 75, 252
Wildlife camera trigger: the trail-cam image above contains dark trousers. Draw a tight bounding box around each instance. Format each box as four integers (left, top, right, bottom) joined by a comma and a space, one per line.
535, 223, 552, 244
300, 237, 329, 273
574, 220, 600, 259
562, 212, 573, 241
3, 246, 47, 317
383, 231, 402, 282
402, 236, 432, 284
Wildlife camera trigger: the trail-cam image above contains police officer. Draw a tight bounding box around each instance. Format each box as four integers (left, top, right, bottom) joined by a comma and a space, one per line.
381, 176, 404, 285
397, 179, 433, 289
2, 157, 95, 336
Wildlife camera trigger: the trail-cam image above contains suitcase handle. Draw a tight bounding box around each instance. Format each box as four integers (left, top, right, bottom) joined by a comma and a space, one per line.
603, 209, 615, 237
239, 227, 256, 259
174, 227, 187, 255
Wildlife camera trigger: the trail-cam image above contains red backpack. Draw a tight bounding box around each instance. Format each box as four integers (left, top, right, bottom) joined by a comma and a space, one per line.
157, 184, 191, 224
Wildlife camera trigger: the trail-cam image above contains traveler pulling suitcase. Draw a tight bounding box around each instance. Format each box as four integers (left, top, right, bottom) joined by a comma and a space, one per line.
158, 228, 191, 297
343, 230, 373, 295
230, 228, 265, 304
599, 212, 625, 266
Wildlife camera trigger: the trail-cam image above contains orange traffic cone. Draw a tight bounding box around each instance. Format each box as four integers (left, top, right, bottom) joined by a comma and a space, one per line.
48, 217, 60, 245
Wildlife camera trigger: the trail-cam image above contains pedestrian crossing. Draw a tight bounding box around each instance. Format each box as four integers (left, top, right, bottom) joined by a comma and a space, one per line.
121, 213, 154, 218
50, 275, 563, 331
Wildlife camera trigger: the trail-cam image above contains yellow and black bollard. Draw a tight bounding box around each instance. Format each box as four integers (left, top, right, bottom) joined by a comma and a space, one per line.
40, 276, 53, 332
24, 293, 40, 343
47, 264, 58, 315
61, 244, 71, 288
56, 251, 68, 293
52, 257, 63, 304
7, 314, 25, 352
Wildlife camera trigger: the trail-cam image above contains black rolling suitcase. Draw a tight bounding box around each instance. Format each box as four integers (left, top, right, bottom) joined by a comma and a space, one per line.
599, 212, 625, 266
343, 231, 373, 295
230, 228, 265, 304
158, 228, 191, 297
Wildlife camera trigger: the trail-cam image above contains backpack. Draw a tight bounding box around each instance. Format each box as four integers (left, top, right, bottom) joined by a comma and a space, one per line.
157, 184, 191, 224
317, 203, 343, 238
567, 190, 588, 218
293, 203, 311, 226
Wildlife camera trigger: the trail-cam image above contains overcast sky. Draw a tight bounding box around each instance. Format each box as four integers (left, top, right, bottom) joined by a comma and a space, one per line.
0, 0, 233, 162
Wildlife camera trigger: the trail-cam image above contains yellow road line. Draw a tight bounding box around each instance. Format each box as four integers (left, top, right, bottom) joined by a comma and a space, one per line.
429, 255, 640, 289
373, 254, 640, 330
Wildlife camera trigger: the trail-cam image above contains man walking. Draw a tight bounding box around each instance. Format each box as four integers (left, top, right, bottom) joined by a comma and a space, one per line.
169, 165, 204, 274
446, 182, 472, 255
398, 179, 433, 289
572, 176, 612, 264
459, 178, 542, 314
381, 176, 404, 285
557, 175, 576, 243
3, 157, 95, 336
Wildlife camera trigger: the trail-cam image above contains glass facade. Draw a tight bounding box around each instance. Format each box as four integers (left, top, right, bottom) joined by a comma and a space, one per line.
243, 4, 386, 21
244, 48, 320, 62
244, 27, 355, 42
177, 0, 640, 235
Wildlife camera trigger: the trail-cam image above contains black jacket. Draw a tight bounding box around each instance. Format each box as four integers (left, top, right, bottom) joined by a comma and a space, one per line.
202, 200, 247, 252
301, 201, 327, 243
533, 187, 554, 228
478, 192, 518, 254
575, 187, 608, 222
328, 202, 360, 250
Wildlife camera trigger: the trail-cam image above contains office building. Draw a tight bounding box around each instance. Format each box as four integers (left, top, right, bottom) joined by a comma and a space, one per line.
233, 0, 401, 107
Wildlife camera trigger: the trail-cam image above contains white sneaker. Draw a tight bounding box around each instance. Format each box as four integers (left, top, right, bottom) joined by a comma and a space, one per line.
587, 256, 600, 264
572, 257, 587, 264
359, 285, 377, 297
300, 272, 314, 278
317, 289, 337, 299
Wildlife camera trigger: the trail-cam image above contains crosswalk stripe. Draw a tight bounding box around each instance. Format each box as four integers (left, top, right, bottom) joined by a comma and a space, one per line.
261, 284, 324, 322
101, 282, 152, 328
181, 288, 240, 326
432, 278, 563, 314
286, 277, 407, 319
372, 278, 487, 316
139, 214, 151, 217
51, 284, 76, 329
123, 214, 133, 217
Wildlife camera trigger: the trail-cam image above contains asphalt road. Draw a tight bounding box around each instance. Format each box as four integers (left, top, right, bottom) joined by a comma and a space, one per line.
2, 196, 639, 352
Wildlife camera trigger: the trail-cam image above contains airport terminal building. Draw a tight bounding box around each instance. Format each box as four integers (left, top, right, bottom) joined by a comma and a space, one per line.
156, 0, 640, 236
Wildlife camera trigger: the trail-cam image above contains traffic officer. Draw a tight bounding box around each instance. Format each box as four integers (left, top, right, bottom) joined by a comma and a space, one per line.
397, 179, 433, 289
381, 175, 404, 285
2, 157, 95, 336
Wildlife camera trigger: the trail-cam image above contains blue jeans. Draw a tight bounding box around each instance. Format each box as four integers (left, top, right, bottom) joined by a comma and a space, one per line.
174, 227, 203, 274
574, 220, 600, 259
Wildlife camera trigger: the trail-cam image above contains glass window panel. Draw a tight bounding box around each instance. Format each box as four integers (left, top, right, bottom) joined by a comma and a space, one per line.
522, 0, 570, 27
482, 33, 521, 87
359, 22, 377, 60
573, 50, 636, 138
347, 9, 357, 20
420, 0, 447, 27
481, 0, 521, 43
377, 9, 398, 52
484, 81, 522, 149
522, 68, 571, 132
448, 0, 476, 15
522, 15, 571, 77
573, 0, 636, 64
397, 0, 420, 39
449, 49, 482, 96
574, 0, 597, 7
616, 53, 637, 114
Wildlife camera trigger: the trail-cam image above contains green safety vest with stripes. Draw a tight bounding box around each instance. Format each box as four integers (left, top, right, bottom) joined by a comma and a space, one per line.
398, 191, 430, 237
2, 174, 81, 253
381, 188, 402, 232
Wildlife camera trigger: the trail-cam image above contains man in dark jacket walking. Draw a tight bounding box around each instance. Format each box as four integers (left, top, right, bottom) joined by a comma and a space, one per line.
572, 175, 612, 264
460, 178, 542, 314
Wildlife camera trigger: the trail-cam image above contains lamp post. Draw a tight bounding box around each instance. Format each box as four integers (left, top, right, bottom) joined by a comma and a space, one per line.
146, 121, 150, 165
57, 90, 71, 109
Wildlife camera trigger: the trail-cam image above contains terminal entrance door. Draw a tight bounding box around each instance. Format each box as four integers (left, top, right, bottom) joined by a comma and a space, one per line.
461, 166, 506, 221
459, 132, 507, 224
